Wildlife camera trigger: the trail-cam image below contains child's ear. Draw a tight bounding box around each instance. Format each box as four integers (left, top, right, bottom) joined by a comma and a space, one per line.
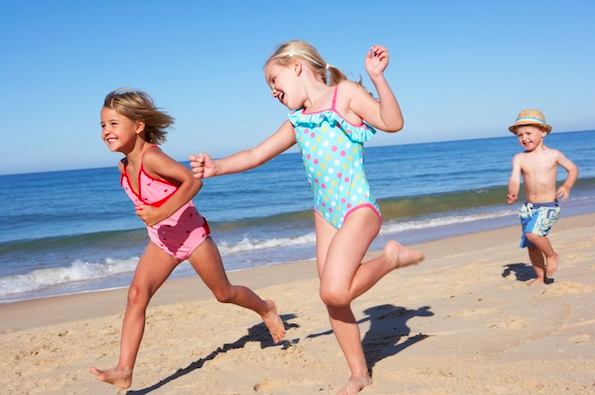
135, 121, 146, 134
293, 58, 302, 76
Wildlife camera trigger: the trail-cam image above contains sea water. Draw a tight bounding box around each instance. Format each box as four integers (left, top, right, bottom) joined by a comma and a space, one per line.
1, 131, 594, 304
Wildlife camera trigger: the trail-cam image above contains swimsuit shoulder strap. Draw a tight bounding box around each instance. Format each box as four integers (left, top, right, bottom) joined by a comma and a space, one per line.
139, 145, 159, 176
331, 84, 340, 111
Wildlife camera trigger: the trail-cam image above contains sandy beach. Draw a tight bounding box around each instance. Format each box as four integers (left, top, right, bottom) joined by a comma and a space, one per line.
1, 213, 594, 395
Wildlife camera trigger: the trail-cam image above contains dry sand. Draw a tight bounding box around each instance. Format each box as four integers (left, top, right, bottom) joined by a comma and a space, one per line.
1, 214, 594, 395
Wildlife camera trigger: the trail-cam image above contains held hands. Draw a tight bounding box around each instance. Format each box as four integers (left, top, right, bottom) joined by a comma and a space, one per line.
365, 45, 390, 78
189, 153, 216, 179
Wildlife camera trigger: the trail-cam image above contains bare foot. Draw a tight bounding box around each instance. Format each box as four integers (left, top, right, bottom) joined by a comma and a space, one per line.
546, 253, 559, 276
88, 366, 132, 389
526, 278, 545, 286
384, 240, 424, 270
262, 300, 286, 343
336, 374, 372, 395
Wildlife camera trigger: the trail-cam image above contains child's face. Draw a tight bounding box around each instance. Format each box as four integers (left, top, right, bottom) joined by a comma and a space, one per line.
264, 60, 303, 110
100, 107, 144, 154
514, 125, 547, 152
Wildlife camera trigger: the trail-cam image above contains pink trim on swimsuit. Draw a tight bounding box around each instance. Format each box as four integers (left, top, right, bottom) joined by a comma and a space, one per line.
121, 146, 210, 261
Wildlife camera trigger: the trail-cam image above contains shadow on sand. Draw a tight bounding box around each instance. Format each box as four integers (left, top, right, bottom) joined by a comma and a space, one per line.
307, 304, 434, 376
502, 262, 554, 284
126, 314, 298, 395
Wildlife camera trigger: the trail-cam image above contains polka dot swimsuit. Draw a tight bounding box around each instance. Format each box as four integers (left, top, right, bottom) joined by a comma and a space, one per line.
288, 85, 381, 229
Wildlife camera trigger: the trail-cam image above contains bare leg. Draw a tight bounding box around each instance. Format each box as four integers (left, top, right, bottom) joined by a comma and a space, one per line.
327, 305, 373, 395
525, 245, 546, 285
525, 233, 558, 277
314, 210, 421, 394
189, 237, 286, 343
317, 210, 424, 306
89, 243, 179, 388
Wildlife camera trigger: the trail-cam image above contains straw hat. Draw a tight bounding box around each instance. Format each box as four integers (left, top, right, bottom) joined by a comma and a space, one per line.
509, 109, 552, 134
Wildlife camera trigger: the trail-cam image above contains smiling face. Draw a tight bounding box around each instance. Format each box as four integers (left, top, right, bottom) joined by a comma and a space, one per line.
514, 125, 547, 152
100, 107, 144, 154
264, 60, 304, 110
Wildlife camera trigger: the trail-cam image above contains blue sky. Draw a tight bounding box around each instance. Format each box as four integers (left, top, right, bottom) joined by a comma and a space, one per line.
1, 1, 594, 175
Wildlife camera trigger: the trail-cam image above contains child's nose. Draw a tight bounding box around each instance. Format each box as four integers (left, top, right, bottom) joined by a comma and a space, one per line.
271, 89, 279, 98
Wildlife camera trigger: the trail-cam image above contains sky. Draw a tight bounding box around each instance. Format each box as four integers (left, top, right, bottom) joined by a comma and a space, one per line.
1, 0, 594, 175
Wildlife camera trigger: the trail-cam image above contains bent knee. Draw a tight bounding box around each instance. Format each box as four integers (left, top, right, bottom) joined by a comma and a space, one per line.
319, 287, 351, 307
212, 286, 236, 303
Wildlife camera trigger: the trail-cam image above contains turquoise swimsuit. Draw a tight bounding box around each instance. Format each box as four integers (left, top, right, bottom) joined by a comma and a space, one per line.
288, 85, 381, 229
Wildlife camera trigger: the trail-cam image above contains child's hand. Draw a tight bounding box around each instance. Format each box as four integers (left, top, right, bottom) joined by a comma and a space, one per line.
135, 204, 162, 227
507, 193, 517, 205
365, 45, 390, 78
189, 153, 216, 179
556, 186, 570, 202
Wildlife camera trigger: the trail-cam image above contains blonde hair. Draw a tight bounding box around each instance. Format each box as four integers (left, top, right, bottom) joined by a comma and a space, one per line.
266, 40, 347, 86
103, 88, 174, 144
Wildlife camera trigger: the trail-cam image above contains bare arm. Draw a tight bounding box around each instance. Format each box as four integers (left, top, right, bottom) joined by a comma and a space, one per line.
507, 154, 522, 204
555, 151, 579, 201
137, 148, 202, 227
190, 121, 296, 178
350, 45, 403, 132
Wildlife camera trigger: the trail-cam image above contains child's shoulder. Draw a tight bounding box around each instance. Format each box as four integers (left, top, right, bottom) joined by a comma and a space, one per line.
545, 146, 563, 155
118, 158, 127, 173
142, 146, 169, 167
336, 79, 367, 96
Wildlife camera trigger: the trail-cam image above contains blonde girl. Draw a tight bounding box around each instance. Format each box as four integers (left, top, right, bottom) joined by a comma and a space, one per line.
189, 41, 424, 394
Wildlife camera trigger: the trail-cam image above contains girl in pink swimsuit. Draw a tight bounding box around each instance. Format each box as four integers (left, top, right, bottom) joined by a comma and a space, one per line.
190, 41, 425, 395
90, 88, 285, 390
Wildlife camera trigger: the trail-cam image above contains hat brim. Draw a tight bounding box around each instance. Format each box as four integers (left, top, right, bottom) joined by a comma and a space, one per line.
509, 121, 552, 134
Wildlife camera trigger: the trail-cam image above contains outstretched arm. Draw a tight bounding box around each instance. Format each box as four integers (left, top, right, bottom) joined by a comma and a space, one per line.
350, 45, 403, 132
189, 121, 296, 179
556, 152, 579, 201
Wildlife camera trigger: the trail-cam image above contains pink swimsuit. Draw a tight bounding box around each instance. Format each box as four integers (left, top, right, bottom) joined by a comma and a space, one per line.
121, 147, 210, 261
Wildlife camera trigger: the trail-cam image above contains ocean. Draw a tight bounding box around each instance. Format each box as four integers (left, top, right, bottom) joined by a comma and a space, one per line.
1, 131, 594, 304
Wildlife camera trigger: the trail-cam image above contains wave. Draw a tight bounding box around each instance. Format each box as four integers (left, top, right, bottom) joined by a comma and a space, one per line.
0, 228, 146, 256
381, 208, 515, 234
218, 233, 316, 255
0, 207, 519, 302
0, 257, 139, 299
1, 177, 592, 303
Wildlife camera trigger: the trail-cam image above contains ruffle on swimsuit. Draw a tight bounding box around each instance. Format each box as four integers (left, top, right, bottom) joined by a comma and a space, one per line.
288, 109, 376, 144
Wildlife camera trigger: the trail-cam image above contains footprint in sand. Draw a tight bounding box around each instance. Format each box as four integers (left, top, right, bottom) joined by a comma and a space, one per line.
458, 308, 496, 318
542, 282, 595, 296
563, 253, 589, 264
487, 316, 527, 329
253, 379, 285, 391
